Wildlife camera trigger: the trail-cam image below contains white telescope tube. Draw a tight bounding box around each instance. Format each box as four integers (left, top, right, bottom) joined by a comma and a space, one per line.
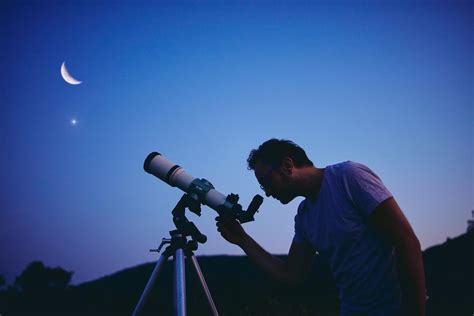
144, 152, 228, 211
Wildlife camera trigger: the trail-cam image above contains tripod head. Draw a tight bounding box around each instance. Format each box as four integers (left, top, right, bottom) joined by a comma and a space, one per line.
149, 194, 206, 257
172, 193, 208, 244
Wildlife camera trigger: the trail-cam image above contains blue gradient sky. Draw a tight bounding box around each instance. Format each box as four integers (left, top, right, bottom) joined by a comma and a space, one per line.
1, 1, 472, 284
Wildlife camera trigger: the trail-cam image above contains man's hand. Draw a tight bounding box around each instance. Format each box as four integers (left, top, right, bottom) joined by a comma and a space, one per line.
216, 217, 248, 246
215, 216, 315, 287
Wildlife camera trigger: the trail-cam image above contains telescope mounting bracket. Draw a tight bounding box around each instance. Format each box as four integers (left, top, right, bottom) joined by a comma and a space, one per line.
172, 194, 207, 244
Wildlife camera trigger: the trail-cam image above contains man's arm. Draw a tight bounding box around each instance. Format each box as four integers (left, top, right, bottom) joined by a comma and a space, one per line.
217, 219, 315, 286
368, 197, 426, 316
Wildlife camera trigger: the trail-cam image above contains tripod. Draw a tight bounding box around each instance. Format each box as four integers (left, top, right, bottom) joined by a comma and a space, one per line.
132, 195, 219, 316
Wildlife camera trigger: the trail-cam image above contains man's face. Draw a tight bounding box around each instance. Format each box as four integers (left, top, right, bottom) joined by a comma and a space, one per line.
254, 160, 295, 204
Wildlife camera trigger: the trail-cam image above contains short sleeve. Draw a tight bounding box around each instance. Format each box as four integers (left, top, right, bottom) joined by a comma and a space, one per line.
292, 201, 307, 244
341, 162, 393, 218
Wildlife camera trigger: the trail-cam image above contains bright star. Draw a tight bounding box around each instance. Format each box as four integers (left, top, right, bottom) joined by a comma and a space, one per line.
71, 119, 77, 126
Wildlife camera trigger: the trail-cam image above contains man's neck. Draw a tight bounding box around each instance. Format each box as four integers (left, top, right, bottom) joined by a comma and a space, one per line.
299, 166, 325, 199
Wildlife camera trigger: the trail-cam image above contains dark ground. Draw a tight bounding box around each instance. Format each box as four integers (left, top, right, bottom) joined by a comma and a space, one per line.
1, 230, 472, 316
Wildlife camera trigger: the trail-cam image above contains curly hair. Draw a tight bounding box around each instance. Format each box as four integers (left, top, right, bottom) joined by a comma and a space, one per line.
247, 139, 314, 170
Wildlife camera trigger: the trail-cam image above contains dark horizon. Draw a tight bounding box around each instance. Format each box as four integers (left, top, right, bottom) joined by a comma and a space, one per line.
2, 229, 472, 316
2, 229, 471, 287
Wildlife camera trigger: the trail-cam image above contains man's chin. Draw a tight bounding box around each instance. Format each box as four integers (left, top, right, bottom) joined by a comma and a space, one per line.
277, 196, 293, 205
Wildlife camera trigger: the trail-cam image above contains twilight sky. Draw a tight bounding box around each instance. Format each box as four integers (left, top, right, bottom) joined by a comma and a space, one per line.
1, 0, 472, 285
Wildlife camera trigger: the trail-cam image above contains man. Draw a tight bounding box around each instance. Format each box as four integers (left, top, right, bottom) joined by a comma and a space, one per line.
216, 139, 425, 316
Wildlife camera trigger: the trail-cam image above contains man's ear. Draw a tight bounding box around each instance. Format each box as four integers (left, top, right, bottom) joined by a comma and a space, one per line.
281, 157, 294, 175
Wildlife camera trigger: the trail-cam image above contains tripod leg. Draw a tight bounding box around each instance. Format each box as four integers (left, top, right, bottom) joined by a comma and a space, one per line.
132, 255, 168, 316
174, 249, 187, 316
189, 255, 219, 316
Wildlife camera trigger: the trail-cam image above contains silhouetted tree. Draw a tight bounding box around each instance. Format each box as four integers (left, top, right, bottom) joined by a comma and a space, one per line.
14, 261, 73, 293
0, 274, 5, 290
3, 262, 75, 314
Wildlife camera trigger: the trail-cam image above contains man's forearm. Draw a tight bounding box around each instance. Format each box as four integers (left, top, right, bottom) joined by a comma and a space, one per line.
238, 234, 293, 285
397, 236, 426, 316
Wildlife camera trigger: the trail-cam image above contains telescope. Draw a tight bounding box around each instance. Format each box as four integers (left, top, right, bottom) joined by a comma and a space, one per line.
144, 152, 263, 225
135, 152, 262, 316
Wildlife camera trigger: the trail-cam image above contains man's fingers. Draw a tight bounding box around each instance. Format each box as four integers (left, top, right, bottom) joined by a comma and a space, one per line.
217, 226, 229, 236
216, 221, 226, 231
215, 215, 235, 225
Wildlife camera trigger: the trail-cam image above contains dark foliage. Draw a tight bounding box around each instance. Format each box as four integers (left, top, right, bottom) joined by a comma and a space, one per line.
0, 275, 5, 289
14, 261, 73, 293
0, 231, 472, 316
1, 261, 74, 315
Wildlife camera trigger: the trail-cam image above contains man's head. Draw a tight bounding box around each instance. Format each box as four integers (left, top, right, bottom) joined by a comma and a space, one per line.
247, 139, 314, 204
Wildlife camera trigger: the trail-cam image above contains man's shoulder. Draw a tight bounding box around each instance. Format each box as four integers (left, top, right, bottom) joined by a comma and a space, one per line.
329, 160, 365, 170
329, 161, 372, 177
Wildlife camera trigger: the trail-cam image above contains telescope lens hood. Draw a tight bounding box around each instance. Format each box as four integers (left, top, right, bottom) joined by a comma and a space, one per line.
143, 152, 161, 173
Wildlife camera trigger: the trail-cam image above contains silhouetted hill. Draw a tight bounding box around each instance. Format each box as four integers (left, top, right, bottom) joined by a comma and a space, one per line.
1, 231, 472, 315
422, 230, 473, 316
70, 255, 339, 316
69, 231, 473, 316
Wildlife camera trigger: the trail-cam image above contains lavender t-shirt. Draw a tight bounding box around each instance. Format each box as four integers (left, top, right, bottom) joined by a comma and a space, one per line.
293, 161, 401, 315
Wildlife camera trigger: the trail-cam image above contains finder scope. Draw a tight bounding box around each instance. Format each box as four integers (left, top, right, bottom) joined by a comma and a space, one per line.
144, 152, 263, 223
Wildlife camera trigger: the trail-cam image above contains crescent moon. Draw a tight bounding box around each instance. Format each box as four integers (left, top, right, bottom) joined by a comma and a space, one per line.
61, 62, 82, 85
